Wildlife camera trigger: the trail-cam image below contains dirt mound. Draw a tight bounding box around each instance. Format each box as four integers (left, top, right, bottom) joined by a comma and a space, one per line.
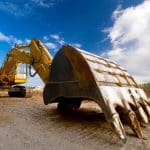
32, 86, 43, 97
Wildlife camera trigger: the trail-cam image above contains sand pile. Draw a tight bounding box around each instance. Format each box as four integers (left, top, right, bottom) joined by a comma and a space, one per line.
32, 86, 43, 97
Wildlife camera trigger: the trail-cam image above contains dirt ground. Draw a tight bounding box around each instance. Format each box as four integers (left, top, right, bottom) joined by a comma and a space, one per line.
0, 89, 150, 150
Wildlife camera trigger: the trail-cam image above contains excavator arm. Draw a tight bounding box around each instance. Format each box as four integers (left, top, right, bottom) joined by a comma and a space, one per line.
8, 39, 53, 83
0, 38, 52, 84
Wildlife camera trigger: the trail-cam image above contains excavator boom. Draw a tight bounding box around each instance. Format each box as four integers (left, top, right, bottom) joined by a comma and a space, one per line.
7, 39, 53, 84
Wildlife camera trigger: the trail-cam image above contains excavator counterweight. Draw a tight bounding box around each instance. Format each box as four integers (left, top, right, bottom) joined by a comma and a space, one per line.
43, 45, 150, 141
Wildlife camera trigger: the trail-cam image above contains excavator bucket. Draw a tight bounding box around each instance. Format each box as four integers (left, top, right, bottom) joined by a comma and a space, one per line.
43, 45, 150, 141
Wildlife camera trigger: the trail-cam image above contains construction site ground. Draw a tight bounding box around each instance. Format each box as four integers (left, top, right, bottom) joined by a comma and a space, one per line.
0, 88, 150, 150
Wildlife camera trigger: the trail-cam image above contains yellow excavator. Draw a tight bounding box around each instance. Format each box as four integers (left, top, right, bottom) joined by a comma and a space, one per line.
1, 38, 150, 142
0, 53, 28, 97
0, 39, 52, 97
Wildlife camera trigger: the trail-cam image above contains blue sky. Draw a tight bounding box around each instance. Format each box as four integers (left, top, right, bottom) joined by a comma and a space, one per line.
0, 0, 149, 86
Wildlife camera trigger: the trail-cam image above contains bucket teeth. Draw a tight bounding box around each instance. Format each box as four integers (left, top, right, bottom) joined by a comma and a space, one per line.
111, 113, 127, 142
128, 111, 144, 139
141, 101, 150, 119
144, 105, 150, 118
138, 106, 149, 124
129, 91, 149, 124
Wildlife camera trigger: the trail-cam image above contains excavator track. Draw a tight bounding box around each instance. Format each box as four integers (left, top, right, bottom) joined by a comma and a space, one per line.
8, 85, 33, 98
43, 45, 150, 141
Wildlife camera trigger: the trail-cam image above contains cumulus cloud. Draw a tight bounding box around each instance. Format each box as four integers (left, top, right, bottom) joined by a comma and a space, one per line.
45, 42, 57, 49
0, 32, 10, 42
50, 34, 65, 45
0, 2, 33, 17
70, 43, 82, 48
50, 34, 82, 48
0, 0, 62, 16
43, 36, 49, 41
102, 1, 150, 83
31, 0, 58, 8
25, 39, 31, 44
0, 31, 58, 51
0, 32, 23, 44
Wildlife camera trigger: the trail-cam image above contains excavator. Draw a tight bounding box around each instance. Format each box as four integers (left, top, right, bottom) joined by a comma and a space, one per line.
0, 39, 52, 97
0, 38, 150, 142
0, 54, 29, 97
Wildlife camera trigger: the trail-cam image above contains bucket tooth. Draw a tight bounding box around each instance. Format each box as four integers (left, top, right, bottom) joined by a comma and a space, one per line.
140, 99, 150, 119
144, 105, 150, 118
129, 91, 149, 124
111, 113, 126, 142
128, 111, 144, 138
138, 106, 149, 124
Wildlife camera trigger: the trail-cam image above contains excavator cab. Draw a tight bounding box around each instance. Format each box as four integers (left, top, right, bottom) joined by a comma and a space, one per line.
8, 63, 32, 97
14, 63, 28, 84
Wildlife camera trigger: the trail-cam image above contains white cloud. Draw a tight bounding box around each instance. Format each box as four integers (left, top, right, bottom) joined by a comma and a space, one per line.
43, 36, 49, 41
0, 32, 23, 44
50, 34, 60, 40
50, 34, 65, 45
0, 0, 63, 17
31, 0, 55, 8
70, 43, 82, 48
45, 42, 57, 49
102, 1, 150, 83
25, 39, 31, 44
50, 34, 82, 48
0, 2, 33, 17
0, 32, 10, 42
31, 0, 63, 8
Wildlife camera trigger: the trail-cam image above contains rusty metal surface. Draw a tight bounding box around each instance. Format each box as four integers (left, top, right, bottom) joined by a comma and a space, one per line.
43, 45, 150, 142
